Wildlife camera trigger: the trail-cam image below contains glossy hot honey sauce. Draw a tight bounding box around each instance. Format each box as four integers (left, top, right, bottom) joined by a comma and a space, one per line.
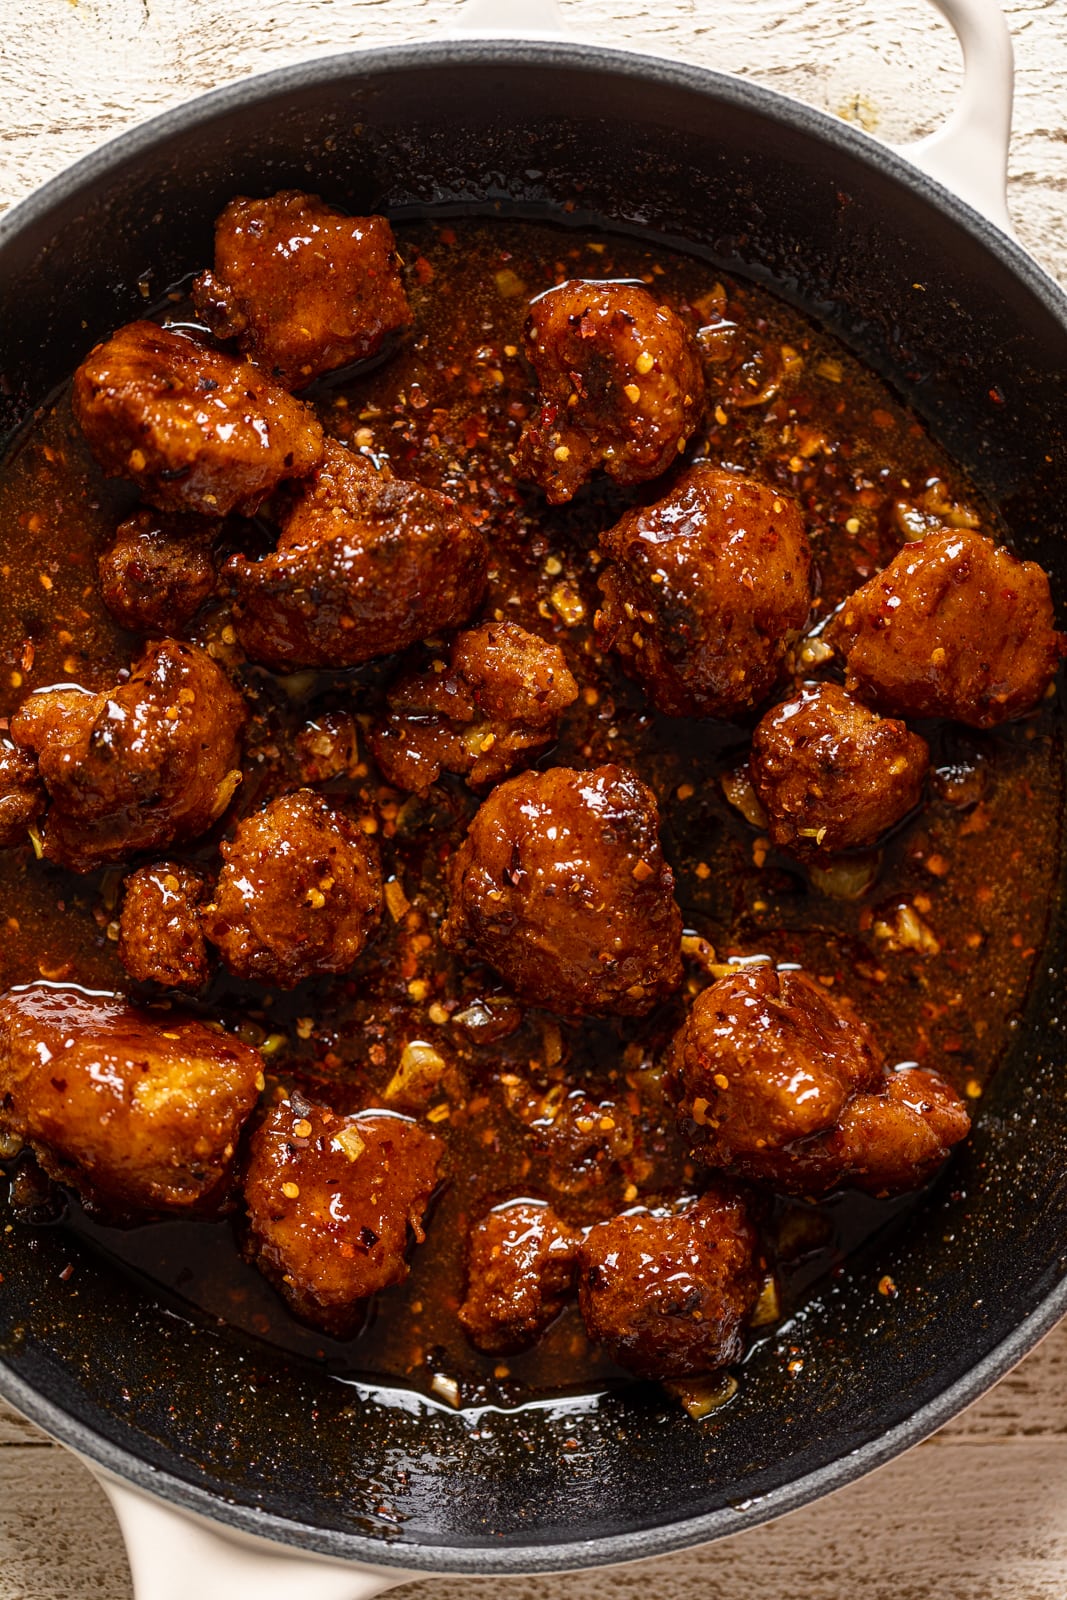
0, 218, 1060, 1408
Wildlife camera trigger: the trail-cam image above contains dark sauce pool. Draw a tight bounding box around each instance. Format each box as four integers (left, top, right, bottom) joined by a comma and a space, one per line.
0, 217, 1060, 1412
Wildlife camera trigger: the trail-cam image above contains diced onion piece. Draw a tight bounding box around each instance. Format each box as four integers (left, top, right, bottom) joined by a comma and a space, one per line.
431, 1372, 462, 1408
664, 1372, 738, 1421
808, 852, 881, 902
894, 500, 938, 544
681, 933, 718, 972
384, 878, 410, 923
276, 670, 319, 700
873, 903, 941, 956
720, 768, 768, 830
921, 478, 982, 529
494, 268, 526, 300
461, 723, 495, 756
331, 1124, 366, 1164
550, 581, 586, 628
795, 635, 835, 670
384, 1040, 448, 1106
750, 1276, 781, 1328
692, 282, 728, 321
707, 954, 773, 980
208, 767, 242, 823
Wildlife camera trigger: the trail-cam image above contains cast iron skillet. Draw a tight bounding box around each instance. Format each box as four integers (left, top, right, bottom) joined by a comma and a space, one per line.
2, 13, 1067, 1586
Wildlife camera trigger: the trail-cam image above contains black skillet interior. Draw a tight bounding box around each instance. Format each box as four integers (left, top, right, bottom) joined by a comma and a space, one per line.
2, 40, 1067, 1576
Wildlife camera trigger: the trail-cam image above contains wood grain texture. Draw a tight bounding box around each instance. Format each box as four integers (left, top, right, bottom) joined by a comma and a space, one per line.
8, 1325, 1067, 1600
1, 1, 1066, 1595
2, 0, 1066, 278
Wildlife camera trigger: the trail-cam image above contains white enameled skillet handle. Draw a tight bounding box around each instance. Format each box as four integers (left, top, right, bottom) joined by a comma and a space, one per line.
455, 0, 1015, 234
896, 0, 1015, 234
456, 0, 565, 33
99, 1477, 408, 1600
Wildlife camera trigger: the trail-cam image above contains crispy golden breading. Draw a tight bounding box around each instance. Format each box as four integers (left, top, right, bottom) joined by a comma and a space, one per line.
516, 280, 705, 502
227, 440, 487, 670
0, 984, 263, 1215
243, 1098, 444, 1336
10, 640, 245, 873
578, 1188, 760, 1379
829, 528, 1065, 727
459, 1200, 579, 1354
73, 320, 323, 516
597, 466, 812, 719
670, 967, 970, 1196
371, 621, 578, 793
201, 790, 382, 988
98, 509, 218, 634
118, 862, 210, 991
194, 191, 410, 389
750, 682, 929, 854
443, 763, 682, 1017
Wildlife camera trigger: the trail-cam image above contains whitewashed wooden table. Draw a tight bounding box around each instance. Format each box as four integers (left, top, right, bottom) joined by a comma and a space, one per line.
2, 1, 1067, 1595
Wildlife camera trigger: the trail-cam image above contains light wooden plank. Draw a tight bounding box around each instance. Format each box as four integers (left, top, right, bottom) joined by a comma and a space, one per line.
0, 1448, 130, 1600
7, 1429, 1067, 1600
1, 2, 1066, 1596
4, 1314, 1067, 1598
0, 1405, 50, 1447
0, 0, 1064, 280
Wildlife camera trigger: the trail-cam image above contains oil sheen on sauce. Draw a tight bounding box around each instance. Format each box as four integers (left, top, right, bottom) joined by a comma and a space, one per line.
0, 218, 1060, 1409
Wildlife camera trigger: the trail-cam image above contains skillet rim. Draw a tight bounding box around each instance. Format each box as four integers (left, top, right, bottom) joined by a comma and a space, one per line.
1, 32, 1067, 1574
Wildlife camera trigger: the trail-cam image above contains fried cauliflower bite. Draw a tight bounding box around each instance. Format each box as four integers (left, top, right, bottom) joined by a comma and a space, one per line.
73, 320, 324, 517
193, 190, 410, 390
596, 466, 813, 719
578, 1186, 760, 1379
98, 509, 219, 635
0, 984, 263, 1216
828, 528, 1065, 728
9, 639, 245, 873
749, 682, 929, 855
370, 621, 579, 793
442, 763, 683, 1018
118, 862, 210, 992
458, 1200, 580, 1354
243, 1097, 444, 1337
226, 439, 488, 671
200, 789, 383, 988
669, 966, 970, 1196
515, 279, 705, 503
779, 1066, 973, 1196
